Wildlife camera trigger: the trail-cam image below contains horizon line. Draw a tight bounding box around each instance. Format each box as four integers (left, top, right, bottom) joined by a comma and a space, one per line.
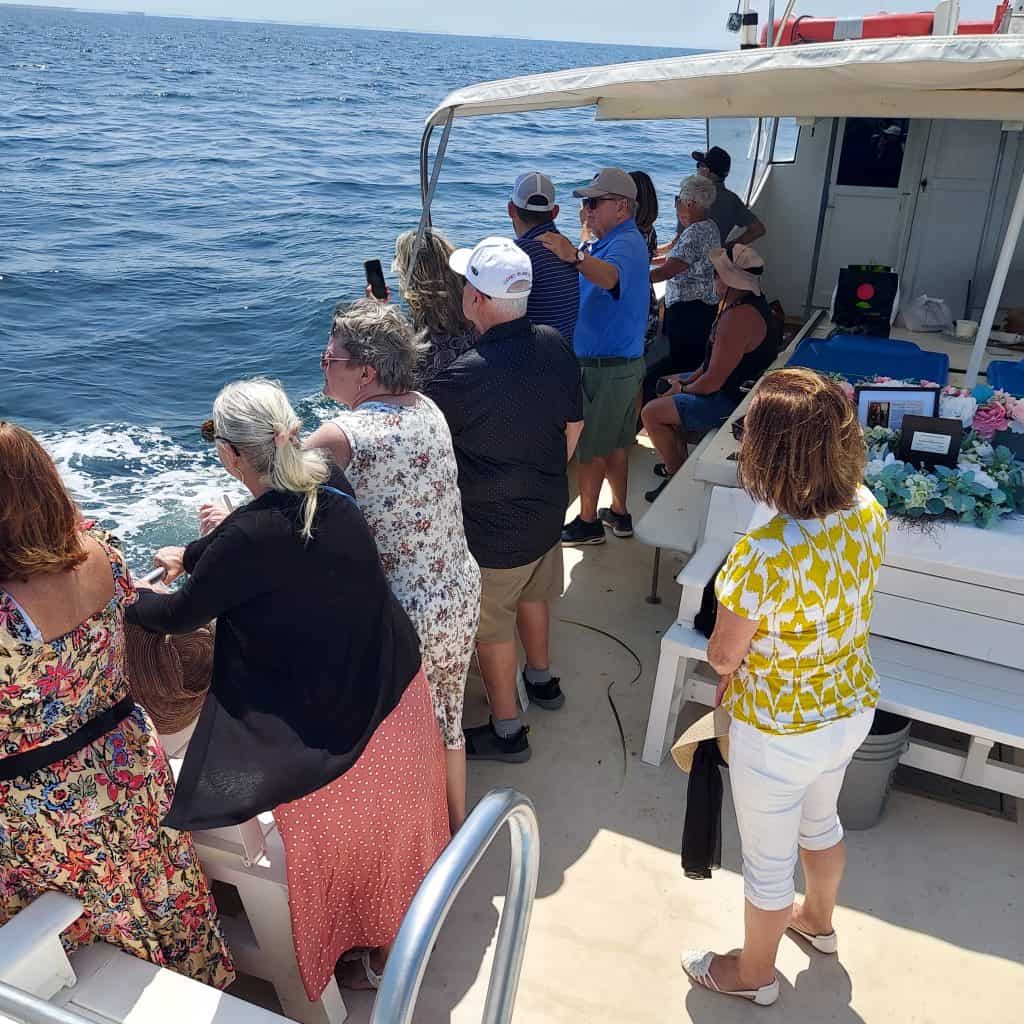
0, 1, 714, 51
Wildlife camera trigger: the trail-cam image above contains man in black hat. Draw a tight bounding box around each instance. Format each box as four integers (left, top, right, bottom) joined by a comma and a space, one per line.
691, 146, 766, 248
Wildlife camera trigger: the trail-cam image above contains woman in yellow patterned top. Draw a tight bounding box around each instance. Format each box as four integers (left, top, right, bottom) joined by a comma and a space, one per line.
681, 368, 888, 1007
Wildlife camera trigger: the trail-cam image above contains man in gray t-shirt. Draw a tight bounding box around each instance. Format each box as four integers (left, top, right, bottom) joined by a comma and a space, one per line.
691, 146, 766, 247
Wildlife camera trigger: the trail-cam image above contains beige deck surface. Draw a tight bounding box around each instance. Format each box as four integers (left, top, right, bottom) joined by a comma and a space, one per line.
329, 445, 1024, 1023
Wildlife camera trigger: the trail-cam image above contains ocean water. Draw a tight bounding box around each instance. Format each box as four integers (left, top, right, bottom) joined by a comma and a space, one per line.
1, 4, 705, 566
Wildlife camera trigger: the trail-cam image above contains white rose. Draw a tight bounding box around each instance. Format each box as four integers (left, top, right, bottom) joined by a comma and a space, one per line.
939, 394, 978, 428
957, 461, 998, 490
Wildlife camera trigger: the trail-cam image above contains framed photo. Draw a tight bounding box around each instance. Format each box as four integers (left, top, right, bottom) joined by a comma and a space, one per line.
854, 386, 938, 432
993, 428, 1024, 462
896, 415, 963, 470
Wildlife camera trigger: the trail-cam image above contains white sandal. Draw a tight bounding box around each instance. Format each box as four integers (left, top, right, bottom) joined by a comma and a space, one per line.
787, 923, 839, 954
680, 950, 779, 1007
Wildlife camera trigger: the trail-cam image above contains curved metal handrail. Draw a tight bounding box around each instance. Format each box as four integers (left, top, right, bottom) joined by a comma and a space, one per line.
370, 787, 539, 1024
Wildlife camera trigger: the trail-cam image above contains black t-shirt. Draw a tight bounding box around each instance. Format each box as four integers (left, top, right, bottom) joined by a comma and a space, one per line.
425, 317, 583, 570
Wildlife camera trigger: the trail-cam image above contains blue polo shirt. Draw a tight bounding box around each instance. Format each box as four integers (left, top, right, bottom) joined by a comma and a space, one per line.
515, 221, 580, 345
573, 218, 650, 359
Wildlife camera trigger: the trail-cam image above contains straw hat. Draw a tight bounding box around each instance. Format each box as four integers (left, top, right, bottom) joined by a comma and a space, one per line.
125, 623, 214, 735
710, 243, 765, 296
671, 706, 731, 773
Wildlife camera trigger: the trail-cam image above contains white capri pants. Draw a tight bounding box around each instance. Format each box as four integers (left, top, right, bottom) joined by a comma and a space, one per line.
728, 710, 874, 911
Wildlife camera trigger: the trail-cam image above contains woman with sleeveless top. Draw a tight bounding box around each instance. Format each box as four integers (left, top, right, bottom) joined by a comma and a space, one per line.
641, 243, 778, 502
0, 422, 233, 988
306, 299, 481, 832
126, 379, 449, 994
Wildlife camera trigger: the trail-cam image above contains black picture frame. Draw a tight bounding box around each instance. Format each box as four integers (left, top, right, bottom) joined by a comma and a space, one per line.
896, 415, 963, 470
993, 428, 1024, 462
854, 385, 939, 432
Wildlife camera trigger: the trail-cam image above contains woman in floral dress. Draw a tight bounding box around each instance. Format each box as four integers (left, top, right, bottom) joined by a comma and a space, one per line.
0, 421, 233, 988
308, 299, 481, 831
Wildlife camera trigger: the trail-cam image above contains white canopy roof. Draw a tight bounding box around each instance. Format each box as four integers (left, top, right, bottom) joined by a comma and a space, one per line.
426, 36, 1024, 127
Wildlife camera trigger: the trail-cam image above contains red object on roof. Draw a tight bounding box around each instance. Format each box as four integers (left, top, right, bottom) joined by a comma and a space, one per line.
760, 5, 1008, 46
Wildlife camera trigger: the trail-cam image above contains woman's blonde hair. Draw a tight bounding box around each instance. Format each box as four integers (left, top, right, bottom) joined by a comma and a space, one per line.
393, 228, 471, 338
738, 368, 865, 520
213, 379, 329, 541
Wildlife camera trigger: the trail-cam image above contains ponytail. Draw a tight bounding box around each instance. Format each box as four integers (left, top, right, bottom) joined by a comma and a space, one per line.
212, 379, 330, 542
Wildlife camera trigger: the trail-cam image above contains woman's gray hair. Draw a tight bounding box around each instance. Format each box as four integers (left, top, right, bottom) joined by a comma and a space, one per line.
677, 174, 717, 211
213, 378, 329, 542
330, 299, 428, 392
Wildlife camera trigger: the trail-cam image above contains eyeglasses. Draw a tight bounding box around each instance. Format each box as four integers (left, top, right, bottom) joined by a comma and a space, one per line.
320, 350, 354, 370
581, 195, 620, 210
200, 419, 240, 455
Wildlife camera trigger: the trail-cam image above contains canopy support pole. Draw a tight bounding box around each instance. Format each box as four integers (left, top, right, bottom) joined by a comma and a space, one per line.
965, 159, 1024, 388
803, 117, 840, 320
410, 109, 455, 276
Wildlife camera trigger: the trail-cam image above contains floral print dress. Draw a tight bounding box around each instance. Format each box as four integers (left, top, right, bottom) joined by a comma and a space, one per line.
331, 396, 481, 749
0, 531, 234, 988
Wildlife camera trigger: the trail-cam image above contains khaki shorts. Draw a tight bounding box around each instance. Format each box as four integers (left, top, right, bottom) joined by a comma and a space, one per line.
578, 357, 645, 463
477, 544, 564, 645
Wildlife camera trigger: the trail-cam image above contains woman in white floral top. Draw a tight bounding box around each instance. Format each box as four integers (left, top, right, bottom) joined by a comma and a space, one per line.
307, 299, 481, 830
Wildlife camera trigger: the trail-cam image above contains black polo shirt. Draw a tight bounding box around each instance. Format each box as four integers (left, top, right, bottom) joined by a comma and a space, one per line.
425, 317, 583, 570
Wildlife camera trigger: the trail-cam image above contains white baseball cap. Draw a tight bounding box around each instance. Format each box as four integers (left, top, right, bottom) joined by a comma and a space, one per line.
511, 171, 556, 212
449, 236, 533, 299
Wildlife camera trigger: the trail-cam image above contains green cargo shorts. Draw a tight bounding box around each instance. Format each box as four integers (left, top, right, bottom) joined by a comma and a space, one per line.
578, 357, 645, 463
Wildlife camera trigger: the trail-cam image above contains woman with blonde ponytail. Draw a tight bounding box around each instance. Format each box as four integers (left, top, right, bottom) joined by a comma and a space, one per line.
127, 378, 450, 997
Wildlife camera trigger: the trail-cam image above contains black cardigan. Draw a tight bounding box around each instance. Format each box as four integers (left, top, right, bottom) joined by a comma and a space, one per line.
127, 470, 422, 830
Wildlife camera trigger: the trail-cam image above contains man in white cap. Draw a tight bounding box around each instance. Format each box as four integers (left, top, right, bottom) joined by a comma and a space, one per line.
539, 167, 650, 546
508, 171, 579, 345
426, 237, 584, 763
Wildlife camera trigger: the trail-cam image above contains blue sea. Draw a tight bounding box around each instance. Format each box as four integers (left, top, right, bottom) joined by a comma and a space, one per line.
1, 4, 704, 565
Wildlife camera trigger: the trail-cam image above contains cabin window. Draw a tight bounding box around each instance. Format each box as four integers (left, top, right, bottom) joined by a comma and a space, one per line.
771, 118, 800, 163
707, 118, 758, 203
836, 118, 909, 189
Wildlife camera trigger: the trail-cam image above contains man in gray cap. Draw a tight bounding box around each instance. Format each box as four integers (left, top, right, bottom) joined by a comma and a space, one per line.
540, 167, 650, 546
509, 171, 580, 345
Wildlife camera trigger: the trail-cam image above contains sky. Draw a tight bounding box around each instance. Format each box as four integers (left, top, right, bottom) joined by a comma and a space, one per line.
7, 0, 1002, 48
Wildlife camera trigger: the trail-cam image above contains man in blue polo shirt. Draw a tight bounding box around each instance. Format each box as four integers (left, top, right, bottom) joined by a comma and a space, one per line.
509, 171, 579, 345
540, 167, 650, 545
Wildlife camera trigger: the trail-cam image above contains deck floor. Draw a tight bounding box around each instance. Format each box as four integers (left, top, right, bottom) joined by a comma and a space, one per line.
289, 444, 1024, 1022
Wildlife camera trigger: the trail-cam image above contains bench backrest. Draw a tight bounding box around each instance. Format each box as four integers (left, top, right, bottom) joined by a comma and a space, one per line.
699, 486, 1024, 670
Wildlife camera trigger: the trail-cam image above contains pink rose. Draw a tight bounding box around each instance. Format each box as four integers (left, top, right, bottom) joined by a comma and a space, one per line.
1011, 398, 1024, 424
919, 380, 939, 389
972, 402, 1008, 439
874, 376, 894, 384
839, 379, 855, 402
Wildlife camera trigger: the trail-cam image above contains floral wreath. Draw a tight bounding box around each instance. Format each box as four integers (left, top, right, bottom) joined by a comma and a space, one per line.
834, 376, 1024, 529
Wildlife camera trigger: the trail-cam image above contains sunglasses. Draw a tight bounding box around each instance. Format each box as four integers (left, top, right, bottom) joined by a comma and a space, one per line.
320, 350, 355, 371
200, 418, 239, 455
581, 195, 621, 210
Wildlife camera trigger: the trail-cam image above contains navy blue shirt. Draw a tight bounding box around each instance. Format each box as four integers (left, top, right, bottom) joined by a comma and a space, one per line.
425, 318, 582, 569
573, 218, 650, 359
515, 221, 580, 345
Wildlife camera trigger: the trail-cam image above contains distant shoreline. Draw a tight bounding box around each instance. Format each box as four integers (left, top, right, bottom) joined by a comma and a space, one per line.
0, 2, 707, 51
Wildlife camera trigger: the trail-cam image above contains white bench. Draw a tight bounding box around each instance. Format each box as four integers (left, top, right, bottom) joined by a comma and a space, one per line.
643, 486, 1024, 803
0, 892, 292, 1024
161, 731, 348, 1024
634, 433, 716, 604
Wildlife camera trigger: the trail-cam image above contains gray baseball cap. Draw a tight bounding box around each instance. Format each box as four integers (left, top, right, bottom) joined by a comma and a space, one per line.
511, 171, 556, 212
572, 167, 637, 201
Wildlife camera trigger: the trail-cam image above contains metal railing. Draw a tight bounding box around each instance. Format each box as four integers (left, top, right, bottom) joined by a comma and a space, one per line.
0, 982, 97, 1024
370, 788, 540, 1024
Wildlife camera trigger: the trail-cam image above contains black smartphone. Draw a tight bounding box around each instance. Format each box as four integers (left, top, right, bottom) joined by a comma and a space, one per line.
364, 259, 387, 300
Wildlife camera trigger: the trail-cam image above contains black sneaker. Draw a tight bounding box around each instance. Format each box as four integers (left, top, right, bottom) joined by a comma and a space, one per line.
598, 507, 634, 538
645, 478, 671, 503
464, 720, 531, 763
561, 515, 606, 545
523, 672, 565, 710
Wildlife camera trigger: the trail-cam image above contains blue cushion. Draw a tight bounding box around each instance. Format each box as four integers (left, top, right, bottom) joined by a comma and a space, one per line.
787, 334, 949, 385
987, 359, 1024, 396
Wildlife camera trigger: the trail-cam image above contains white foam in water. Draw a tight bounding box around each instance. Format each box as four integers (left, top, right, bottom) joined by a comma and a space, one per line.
40, 396, 341, 570
40, 424, 248, 568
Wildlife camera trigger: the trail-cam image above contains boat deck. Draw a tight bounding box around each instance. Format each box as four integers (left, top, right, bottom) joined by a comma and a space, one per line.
321, 444, 1024, 1023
